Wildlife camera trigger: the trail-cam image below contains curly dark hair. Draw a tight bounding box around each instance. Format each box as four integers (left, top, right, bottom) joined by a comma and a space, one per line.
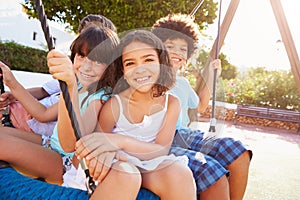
152, 13, 201, 59
113, 29, 176, 97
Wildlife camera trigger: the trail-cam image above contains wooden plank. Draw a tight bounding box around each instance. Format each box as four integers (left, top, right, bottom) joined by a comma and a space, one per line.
270, 0, 300, 95
195, 0, 241, 94
235, 104, 300, 123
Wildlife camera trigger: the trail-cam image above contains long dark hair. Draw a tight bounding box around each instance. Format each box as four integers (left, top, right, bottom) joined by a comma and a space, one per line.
113, 29, 175, 97
69, 26, 121, 105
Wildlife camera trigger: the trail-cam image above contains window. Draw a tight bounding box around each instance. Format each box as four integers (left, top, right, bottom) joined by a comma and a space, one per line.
33, 32, 37, 40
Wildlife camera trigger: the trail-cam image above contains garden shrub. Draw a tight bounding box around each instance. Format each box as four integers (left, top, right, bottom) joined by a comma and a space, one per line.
221, 67, 300, 110
0, 41, 48, 73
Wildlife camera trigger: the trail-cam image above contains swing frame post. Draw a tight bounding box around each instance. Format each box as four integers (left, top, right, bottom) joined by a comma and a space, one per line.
195, 0, 300, 133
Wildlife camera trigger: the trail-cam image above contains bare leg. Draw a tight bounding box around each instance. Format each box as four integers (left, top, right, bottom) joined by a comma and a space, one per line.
227, 151, 251, 200
199, 175, 230, 200
0, 126, 39, 141
91, 161, 141, 200
0, 127, 63, 184
142, 161, 196, 200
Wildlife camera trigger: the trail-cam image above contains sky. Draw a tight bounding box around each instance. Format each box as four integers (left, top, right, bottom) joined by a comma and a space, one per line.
202, 0, 300, 70
1, 0, 300, 70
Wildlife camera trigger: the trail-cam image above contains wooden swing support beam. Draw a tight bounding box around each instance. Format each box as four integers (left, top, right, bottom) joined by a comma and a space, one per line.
195, 0, 300, 95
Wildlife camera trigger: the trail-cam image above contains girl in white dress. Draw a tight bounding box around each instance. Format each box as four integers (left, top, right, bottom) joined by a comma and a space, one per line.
75, 30, 196, 200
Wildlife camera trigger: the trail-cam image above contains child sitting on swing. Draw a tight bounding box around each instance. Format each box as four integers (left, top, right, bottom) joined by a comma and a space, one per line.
152, 13, 252, 200
0, 14, 116, 136
0, 26, 120, 190
57, 30, 197, 199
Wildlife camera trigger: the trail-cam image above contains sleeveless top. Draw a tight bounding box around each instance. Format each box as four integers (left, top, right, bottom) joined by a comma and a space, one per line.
112, 94, 169, 143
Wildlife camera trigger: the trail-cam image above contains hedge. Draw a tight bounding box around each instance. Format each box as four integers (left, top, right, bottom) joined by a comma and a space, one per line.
0, 41, 48, 73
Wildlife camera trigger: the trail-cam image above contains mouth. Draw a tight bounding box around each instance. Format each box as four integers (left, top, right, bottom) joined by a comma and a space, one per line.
171, 56, 182, 62
79, 71, 94, 79
134, 76, 152, 84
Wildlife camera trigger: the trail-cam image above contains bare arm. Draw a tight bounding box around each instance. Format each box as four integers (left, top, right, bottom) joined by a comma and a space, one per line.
0, 61, 57, 122
27, 87, 50, 100
0, 87, 49, 110
48, 49, 79, 152
198, 84, 211, 113
48, 50, 104, 152
0, 92, 15, 110
57, 94, 103, 152
0, 85, 50, 111
198, 59, 222, 113
97, 95, 180, 160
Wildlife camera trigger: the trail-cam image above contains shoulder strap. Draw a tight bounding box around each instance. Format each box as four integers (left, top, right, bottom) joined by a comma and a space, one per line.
114, 95, 123, 114
163, 93, 169, 111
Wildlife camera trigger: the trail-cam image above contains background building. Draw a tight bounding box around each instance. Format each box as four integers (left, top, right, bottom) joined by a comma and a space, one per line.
0, 0, 75, 53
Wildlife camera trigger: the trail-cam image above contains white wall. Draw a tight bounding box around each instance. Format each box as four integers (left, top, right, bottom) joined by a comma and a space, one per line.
0, 0, 75, 53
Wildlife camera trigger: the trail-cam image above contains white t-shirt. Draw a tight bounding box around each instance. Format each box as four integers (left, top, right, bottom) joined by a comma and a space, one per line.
27, 79, 60, 136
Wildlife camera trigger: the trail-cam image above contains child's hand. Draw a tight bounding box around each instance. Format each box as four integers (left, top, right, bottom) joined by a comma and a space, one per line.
47, 50, 76, 87
87, 151, 116, 182
0, 61, 19, 90
75, 133, 122, 161
209, 59, 222, 78
0, 92, 16, 110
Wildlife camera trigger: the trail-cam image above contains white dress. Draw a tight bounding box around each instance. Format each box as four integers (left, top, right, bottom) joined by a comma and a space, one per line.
112, 94, 188, 171
62, 94, 188, 191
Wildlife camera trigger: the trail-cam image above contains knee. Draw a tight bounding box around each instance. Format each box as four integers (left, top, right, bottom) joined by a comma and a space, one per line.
0, 130, 10, 145
162, 162, 195, 187
228, 151, 251, 170
113, 162, 142, 187
238, 151, 251, 166
160, 162, 196, 198
200, 175, 230, 200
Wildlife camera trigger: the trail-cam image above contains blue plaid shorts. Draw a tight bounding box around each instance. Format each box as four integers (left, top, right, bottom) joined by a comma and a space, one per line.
170, 128, 252, 193
170, 146, 228, 193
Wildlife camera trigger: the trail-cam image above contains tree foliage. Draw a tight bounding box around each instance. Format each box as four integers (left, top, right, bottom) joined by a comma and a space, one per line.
22, 0, 218, 33
218, 53, 237, 80
186, 50, 237, 85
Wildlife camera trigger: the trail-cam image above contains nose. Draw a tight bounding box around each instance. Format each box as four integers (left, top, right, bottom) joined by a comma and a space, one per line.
174, 47, 184, 56
82, 57, 94, 70
134, 66, 146, 74
84, 57, 94, 64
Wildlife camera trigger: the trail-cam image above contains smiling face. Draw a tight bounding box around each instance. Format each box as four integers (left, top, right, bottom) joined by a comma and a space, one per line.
73, 51, 107, 90
164, 38, 188, 72
122, 41, 160, 93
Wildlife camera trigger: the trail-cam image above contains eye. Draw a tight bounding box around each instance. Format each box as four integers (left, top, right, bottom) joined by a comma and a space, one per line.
180, 47, 188, 52
124, 61, 135, 67
94, 60, 103, 65
165, 44, 173, 49
76, 53, 85, 61
145, 58, 155, 62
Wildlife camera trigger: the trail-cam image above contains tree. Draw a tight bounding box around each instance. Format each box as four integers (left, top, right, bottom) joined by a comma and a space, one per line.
23, 0, 218, 34
219, 53, 237, 80
186, 50, 237, 83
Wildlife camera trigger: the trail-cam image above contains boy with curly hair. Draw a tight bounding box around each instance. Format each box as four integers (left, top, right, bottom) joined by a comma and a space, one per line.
152, 13, 252, 200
